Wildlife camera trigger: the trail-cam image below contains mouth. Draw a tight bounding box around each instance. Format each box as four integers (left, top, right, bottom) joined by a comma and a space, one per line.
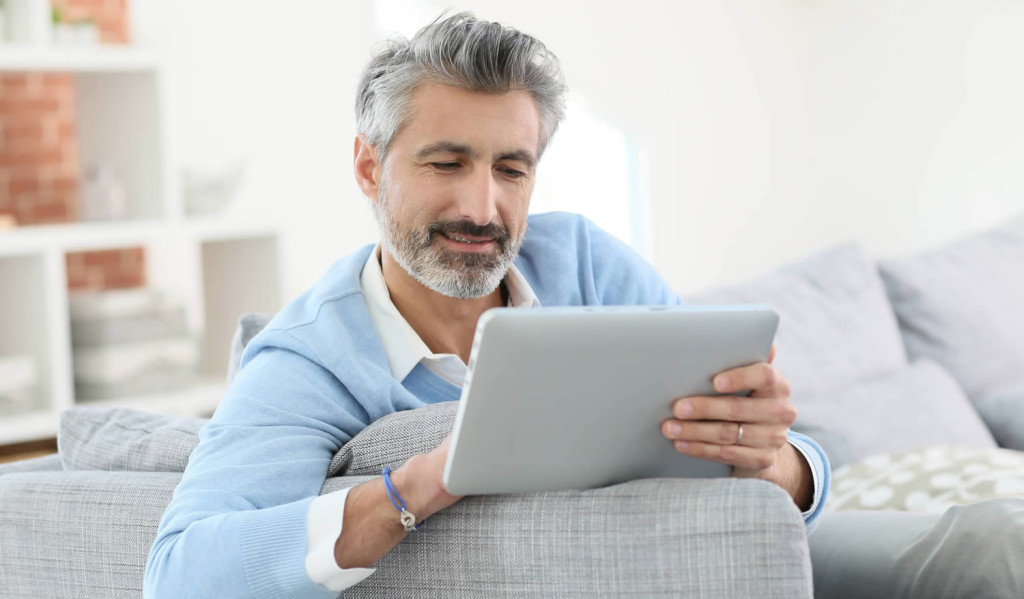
443, 233, 492, 244
438, 231, 498, 252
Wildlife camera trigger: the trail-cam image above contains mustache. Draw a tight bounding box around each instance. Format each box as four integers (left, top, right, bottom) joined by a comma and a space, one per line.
428, 219, 511, 242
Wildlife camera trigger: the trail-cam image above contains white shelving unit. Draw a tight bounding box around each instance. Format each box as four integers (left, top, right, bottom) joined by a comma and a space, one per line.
0, 32, 282, 443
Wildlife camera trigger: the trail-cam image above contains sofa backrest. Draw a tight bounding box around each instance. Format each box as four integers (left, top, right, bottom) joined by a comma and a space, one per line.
686, 243, 908, 399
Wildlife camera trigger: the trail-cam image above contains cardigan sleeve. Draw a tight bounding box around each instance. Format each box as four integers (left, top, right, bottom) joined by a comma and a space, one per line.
145, 339, 364, 599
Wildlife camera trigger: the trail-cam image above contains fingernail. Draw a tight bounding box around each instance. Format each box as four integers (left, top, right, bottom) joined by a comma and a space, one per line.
675, 401, 693, 418
675, 440, 689, 451
666, 422, 682, 436
715, 375, 730, 392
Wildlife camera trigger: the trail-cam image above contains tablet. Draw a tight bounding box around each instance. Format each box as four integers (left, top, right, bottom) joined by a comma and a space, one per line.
442, 305, 779, 495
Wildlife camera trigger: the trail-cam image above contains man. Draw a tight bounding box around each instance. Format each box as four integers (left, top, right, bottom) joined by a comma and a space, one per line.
145, 13, 828, 597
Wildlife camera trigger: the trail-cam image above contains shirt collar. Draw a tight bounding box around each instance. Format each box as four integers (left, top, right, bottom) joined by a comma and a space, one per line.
361, 244, 540, 382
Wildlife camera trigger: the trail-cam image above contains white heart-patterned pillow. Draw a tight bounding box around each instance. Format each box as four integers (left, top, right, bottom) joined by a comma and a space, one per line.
828, 445, 1024, 513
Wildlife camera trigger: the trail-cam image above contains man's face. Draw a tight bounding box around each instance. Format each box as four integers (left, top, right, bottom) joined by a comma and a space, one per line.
374, 83, 540, 299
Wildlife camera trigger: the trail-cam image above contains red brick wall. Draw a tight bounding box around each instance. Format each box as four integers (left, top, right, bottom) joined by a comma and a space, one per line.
0, 74, 80, 225
66, 247, 146, 291
52, 0, 131, 44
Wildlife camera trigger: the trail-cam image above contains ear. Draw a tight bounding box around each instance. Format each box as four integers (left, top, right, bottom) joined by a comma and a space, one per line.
353, 134, 383, 202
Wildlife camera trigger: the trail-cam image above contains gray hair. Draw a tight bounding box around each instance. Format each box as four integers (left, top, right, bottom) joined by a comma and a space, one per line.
356, 12, 567, 162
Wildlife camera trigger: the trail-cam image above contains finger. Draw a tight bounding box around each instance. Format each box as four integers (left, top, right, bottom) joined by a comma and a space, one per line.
672, 440, 776, 472
769, 345, 776, 364
713, 362, 790, 398
672, 395, 798, 427
662, 420, 788, 450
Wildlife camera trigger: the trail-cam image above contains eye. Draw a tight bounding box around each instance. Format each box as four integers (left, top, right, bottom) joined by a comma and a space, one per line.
498, 166, 526, 179
431, 162, 461, 171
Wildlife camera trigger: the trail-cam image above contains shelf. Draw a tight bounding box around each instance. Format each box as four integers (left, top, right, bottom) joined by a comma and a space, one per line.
0, 45, 163, 72
0, 219, 166, 255
0, 379, 226, 445
0, 218, 279, 256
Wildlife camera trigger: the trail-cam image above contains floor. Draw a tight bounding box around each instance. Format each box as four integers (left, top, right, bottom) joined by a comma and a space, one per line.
0, 438, 57, 464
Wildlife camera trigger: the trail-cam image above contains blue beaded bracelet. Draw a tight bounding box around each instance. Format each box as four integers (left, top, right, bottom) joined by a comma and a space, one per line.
382, 467, 423, 532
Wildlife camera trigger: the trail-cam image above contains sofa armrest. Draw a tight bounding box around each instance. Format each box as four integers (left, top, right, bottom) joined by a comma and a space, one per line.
322, 476, 813, 598
0, 470, 180, 598
1, 473, 810, 598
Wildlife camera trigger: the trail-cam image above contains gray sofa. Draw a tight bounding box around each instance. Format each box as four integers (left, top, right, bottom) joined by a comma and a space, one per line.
3, 213, 1023, 598
0, 405, 812, 598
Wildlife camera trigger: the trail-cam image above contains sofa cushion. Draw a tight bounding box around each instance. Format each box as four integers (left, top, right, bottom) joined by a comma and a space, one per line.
827, 445, 1024, 513
686, 244, 907, 400
975, 384, 1024, 450
878, 214, 1024, 402
790, 359, 996, 469
59, 407, 206, 472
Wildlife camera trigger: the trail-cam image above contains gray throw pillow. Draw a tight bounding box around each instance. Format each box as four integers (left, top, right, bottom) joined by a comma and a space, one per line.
328, 401, 456, 476
58, 407, 207, 472
226, 313, 273, 384
975, 384, 1024, 450
792, 360, 996, 469
878, 214, 1024, 402
687, 244, 907, 401
58, 402, 455, 474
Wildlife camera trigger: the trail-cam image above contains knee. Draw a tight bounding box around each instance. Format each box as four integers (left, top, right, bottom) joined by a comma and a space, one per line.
904, 499, 1024, 599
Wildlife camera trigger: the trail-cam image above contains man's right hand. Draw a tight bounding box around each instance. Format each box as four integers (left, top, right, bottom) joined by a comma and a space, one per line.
334, 435, 463, 568
394, 434, 464, 519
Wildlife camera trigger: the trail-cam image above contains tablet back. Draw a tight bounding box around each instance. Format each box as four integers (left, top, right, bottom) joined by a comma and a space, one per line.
443, 305, 779, 495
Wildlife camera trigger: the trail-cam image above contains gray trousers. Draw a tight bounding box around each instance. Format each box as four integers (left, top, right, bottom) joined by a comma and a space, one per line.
810, 499, 1024, 598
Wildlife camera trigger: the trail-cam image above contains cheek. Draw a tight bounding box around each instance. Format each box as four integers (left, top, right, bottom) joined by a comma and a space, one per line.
503, 188, 532, 231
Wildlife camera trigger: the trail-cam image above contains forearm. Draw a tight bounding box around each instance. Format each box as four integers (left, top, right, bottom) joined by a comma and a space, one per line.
334, 453, 455, 568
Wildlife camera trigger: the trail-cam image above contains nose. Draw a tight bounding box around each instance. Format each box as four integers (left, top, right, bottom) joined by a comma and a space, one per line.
454, 167, 499, 226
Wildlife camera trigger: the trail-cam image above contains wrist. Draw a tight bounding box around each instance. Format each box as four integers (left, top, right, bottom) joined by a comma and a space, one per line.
392, 453, 448, 519
770, 443, 813, 511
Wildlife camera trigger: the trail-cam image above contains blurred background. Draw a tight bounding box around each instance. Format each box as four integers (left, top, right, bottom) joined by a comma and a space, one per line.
0, 0, 1021, 453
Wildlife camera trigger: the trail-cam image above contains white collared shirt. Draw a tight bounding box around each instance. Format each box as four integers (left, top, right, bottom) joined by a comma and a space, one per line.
305, 246, 540, 591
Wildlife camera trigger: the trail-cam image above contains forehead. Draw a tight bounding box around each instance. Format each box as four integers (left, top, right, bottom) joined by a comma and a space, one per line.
394, 83, 541, 157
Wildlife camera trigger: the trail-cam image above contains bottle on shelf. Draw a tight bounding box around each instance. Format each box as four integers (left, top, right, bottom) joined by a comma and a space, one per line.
78, 166, 128, 222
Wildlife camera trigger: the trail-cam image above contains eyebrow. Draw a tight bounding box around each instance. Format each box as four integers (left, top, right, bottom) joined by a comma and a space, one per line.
415, 141, 536, 168
496, 149, 537, 168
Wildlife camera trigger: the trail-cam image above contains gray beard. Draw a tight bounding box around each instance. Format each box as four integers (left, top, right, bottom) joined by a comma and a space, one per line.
375, 183, 524, 299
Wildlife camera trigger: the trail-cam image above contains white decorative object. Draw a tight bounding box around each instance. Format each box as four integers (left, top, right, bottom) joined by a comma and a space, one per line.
53, 20, 99, 46
52, 21, 74, 44
182, 159, 247, 217
78, 166, 128, 221
1, 0, 51, 44
70, 288, 199, 400
74, 20, 97, 45
0, 354, 37, 416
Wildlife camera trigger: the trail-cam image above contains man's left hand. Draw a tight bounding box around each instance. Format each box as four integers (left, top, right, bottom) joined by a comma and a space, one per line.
661, 347, 813, 510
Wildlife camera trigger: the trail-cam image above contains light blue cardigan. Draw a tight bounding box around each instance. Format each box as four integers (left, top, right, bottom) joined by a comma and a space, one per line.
145, 212, 830, 599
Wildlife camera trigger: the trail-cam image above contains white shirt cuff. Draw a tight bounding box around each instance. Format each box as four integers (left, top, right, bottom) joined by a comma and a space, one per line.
306, 487, 376, 591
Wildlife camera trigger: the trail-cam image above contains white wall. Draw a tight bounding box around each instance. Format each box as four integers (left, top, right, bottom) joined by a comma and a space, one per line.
137, 0, 1024, 299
